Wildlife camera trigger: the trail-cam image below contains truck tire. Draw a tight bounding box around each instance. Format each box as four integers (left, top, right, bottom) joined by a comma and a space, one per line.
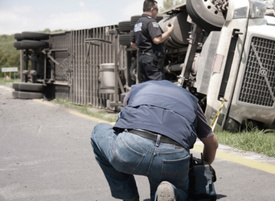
12, 91, 44, 99
118, 21, 133, 32
119, 33, 131, 46
22, 32, 50, 40
14, 40, 49, 50
131, 15, 141, 27
223, 117, 241, 133
14, 33, 24, 41
13, 41, 21, 49
186, 0, 225, 32
12, 82, 44, 92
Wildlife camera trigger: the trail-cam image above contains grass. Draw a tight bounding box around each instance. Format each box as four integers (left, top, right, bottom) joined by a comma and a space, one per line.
215, 129, 275, 157
1, 78, 274, 157
0, 78, 20, 87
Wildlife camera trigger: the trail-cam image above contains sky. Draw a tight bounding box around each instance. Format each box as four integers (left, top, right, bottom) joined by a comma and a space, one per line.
0, 0, 164, 35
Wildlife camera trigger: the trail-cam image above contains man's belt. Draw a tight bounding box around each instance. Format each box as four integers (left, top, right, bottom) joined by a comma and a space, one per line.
139, 52, 155, 57
128, 129, 184, 148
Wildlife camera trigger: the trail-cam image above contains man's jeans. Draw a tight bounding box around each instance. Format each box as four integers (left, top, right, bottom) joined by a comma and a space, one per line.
90, 123, 190, 201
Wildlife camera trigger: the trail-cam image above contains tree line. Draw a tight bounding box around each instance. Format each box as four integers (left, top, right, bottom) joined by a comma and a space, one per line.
0, 34, 20, 78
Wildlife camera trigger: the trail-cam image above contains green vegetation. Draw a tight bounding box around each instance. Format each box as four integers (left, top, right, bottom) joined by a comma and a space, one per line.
0, 78, 20, 87
215, 130, 275, 157
0, 34, 20, 78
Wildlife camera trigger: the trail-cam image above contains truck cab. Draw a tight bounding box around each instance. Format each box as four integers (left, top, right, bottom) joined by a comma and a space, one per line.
157, 0, 275, 132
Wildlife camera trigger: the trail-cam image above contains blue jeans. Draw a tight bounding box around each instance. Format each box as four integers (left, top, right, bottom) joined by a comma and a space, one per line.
90, 123, 190, 201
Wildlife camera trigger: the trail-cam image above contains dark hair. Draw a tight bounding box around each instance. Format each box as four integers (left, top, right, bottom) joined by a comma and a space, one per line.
143, 0, 158, 12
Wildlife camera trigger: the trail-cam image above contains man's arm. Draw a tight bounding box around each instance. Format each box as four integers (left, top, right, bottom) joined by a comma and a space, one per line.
123, 92, 130, 107
130, 42, 139, 50
153, 24, 174, 44
200, 135, 218, 164
196, 104, 218, 164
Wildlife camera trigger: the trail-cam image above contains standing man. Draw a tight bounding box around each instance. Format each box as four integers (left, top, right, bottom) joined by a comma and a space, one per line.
91, 80, 218, 201
131, 0, 174, 82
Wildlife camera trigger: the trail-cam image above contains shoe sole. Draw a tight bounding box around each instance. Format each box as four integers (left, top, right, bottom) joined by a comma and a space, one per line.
157, 181, 175, 201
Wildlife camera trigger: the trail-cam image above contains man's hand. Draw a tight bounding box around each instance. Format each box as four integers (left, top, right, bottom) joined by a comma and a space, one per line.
167, 23, 174, 34
200, 135, 218, 164
153, 24, 174, 45
130, 42, 139, 50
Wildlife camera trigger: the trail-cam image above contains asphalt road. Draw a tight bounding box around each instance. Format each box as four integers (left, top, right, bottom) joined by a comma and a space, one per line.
0, 85, 275, 201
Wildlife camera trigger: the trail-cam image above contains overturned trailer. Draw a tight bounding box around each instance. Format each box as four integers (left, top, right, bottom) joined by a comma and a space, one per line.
14, 25, 129, 108
13, 0, 275, 132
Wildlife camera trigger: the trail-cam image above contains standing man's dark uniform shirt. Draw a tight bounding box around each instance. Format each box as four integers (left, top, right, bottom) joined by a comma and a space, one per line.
131, 14, 165, 82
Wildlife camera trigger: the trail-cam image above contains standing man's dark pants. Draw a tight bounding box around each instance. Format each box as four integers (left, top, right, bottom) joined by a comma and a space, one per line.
138, 54, 164, 82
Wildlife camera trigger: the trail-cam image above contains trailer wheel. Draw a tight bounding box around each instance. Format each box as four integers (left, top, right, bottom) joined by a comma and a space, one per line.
14, 41, 22, 49
14, 40, 49, 50
12, 91, 44, 99
223, 117, 241, 133
119, 34, 131, 46
12, 82, 44, 92
118, 21, 133, 33
14, 33, 24, 41
131, 15, 141, 27
186, 0, 225, 32
22, 32, 50, 40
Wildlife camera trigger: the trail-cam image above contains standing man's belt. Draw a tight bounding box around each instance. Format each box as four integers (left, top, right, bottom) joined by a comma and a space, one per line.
128, 129, 184, 148
139, 52, 155, 57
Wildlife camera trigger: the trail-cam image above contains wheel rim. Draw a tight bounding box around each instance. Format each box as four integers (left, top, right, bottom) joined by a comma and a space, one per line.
187, 0, 225, 31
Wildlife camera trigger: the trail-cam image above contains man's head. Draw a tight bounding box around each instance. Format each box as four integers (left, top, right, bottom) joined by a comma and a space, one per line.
143, 0, 158, 19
